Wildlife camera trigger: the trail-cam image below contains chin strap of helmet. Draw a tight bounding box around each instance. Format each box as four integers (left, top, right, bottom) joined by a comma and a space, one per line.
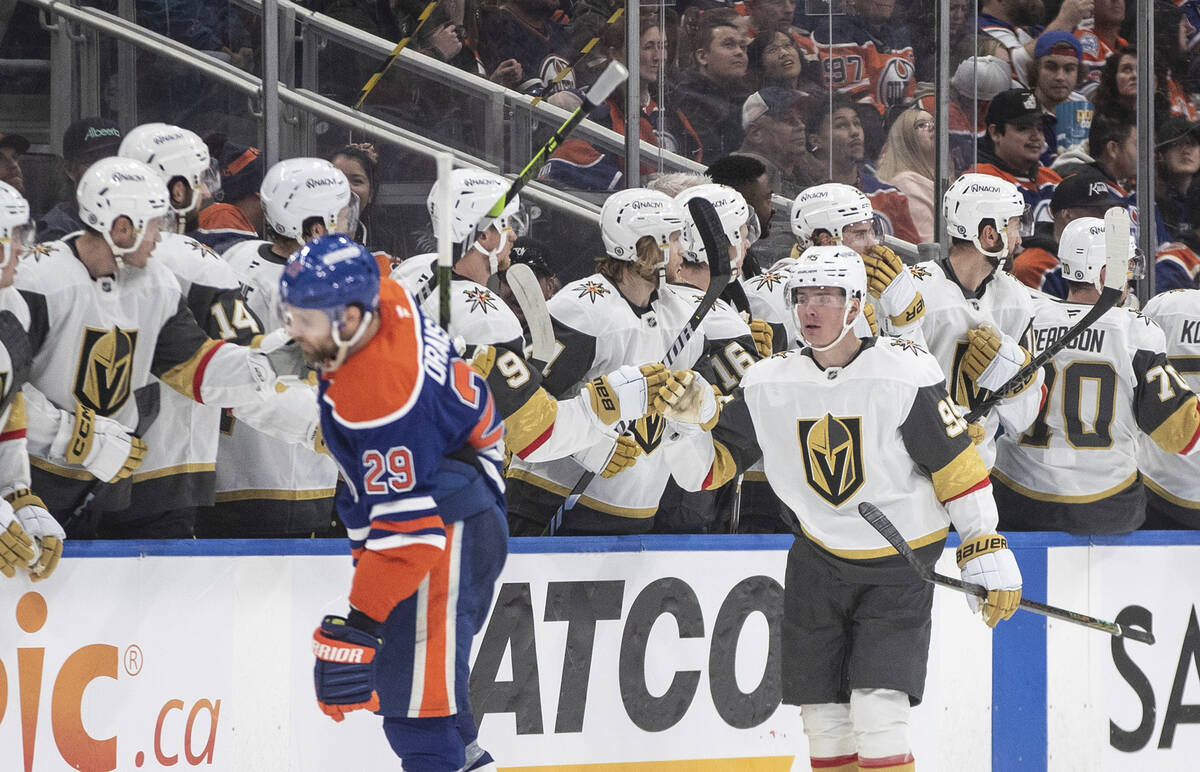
325, 307, 375, 372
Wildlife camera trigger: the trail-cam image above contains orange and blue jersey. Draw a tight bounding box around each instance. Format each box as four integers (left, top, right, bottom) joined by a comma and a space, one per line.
318, 278, 505, 621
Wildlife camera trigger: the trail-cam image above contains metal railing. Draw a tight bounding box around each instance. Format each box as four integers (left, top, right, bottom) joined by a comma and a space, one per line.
19, 0, 603, 224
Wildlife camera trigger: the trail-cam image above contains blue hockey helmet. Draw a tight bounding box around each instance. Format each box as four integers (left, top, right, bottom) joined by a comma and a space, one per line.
280, 234, 380, 314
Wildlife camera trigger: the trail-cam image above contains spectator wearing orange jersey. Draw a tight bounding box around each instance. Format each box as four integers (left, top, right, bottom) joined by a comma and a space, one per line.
1073, 0, 1127, 98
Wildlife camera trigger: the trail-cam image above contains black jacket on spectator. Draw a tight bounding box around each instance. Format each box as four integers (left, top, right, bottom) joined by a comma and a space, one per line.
671, 71, 747, 163
36, 200, 82, 244
479, 5, 575, 95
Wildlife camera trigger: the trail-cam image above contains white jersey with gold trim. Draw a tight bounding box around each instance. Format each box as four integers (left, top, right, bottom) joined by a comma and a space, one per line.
669, 337, 997, 555
1137, 289, 1200, 506
507, 273, 706, 521
390, 254, 523, 349
995, 295, 1200, 502
218, 240, 336, 504
909, 260, 1043, 466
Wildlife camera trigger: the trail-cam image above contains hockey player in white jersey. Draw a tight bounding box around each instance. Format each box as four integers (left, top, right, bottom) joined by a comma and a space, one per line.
391, 168, 669, 469
660, 246, 1021, 771
506, 187, 707, 535
119, 123, 220, 234
910, 173, 1046, 467
1138, 288, 1200, 528
789, 183, 925, 338
212, 158, 352, 537
111, 123, 274, 536
15, 158, 287, 537
0, 181, 62, 580
994, 219, 1200, 533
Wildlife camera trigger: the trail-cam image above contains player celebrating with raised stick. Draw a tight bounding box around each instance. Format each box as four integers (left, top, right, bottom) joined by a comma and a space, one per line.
993, 217, 1200, 533
282, 234, 507, 772
659, 246, 1021, 771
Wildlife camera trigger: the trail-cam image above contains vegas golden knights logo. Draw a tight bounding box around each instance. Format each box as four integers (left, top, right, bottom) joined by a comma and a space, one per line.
630, 413, 666, 456
797, 414, 865, 506
74, 327, 138, 416
950, 340, 989, 410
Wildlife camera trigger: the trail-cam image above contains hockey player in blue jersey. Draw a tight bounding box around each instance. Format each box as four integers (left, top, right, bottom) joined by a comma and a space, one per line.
280, 234, 506, 772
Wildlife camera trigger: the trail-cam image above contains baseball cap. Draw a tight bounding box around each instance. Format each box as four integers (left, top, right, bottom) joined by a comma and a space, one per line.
1034, 30, 1083, 60
1155, 116, 1200, 149
986, 88, 1054, 128
1050, 169, 1115, 213
0, 133, 30, 154
61, 117, 122, 164
951, 56, 1014, 102
742, 88, 804, 129
205, 134, 264, 203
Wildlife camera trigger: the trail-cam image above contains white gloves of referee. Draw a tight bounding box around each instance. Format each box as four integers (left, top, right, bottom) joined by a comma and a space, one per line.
49, 403, 146, 483
956, 533, 1022, 627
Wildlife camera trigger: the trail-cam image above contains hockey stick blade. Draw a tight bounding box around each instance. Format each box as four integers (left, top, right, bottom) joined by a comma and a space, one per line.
857, 502, 1154, 644
965, 207, 1132, 422
506, 263, 555, 369
549, 196, 733, 533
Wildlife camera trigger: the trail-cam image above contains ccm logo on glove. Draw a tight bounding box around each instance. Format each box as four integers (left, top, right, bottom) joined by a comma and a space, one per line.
69, 411, 93, 459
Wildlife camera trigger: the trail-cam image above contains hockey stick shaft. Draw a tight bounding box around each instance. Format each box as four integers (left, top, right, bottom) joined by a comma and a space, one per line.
548, 198, 731, 534
435, 152, 454, 330
353, 0, 442, 110
857, 502, 1154, 644
964, 207, 1132, 423
529, 8, 625, 109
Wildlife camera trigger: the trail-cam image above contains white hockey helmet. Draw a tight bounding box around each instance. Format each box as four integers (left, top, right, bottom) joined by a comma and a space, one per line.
943, 173, 1026, 258
790, 183, 874, 248
427, 168, 520, 245
261, 158, 357, 241
1058, 216, 1141, 291
118, 123, 220, 216
784, 245, 867, 351
0, 181, 32, 270
600, 187, 684, 263
76, 157, 172, 257
675, 183, 758, 266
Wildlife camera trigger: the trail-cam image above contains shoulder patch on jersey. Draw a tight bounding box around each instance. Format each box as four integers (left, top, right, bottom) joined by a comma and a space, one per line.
752, 271, 786, 292
888, 337, 926, 356
575, 279, 611, 303
909, 264, 932, 280
462, 286, 500, 314
29, 243, 54, 262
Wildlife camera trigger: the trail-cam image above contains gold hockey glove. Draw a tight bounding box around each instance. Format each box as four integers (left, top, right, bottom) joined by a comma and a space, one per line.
749, 319, 774, 358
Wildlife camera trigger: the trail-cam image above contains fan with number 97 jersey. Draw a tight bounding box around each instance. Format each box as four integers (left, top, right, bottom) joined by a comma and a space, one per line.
993, 295, 1200, 533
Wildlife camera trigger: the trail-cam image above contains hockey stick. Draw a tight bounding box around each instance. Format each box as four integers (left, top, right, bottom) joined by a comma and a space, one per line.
353, 0, 442, 110
965, 206, 1132, 422
529, 7, 625, 108
857, 501, 1155, 644
413, 61, 629, 309
63, 383, 163, 530
435, 152, 454, 330
505, 263, 555, 369
720, 282, 750, 533
547, 197, 732, 534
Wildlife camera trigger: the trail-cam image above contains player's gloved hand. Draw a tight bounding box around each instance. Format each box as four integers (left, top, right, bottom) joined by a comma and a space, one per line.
0, 498, 34, 579
50, 403, 147, 483
963, 324, 1034, 394
863, 245, 924, 327
582, 364, 669, 426
862, 302, 879, 336
254, 327, 293, 354
654, 370, 720, 431
8, 490, 64, 582
600, 434, 641, 478
749, 319, 774, 358
312, 614, 382, 722
956, 533, 1022, 627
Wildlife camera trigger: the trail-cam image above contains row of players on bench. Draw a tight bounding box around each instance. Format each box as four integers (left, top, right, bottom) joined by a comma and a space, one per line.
0, 121, 1196, 572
